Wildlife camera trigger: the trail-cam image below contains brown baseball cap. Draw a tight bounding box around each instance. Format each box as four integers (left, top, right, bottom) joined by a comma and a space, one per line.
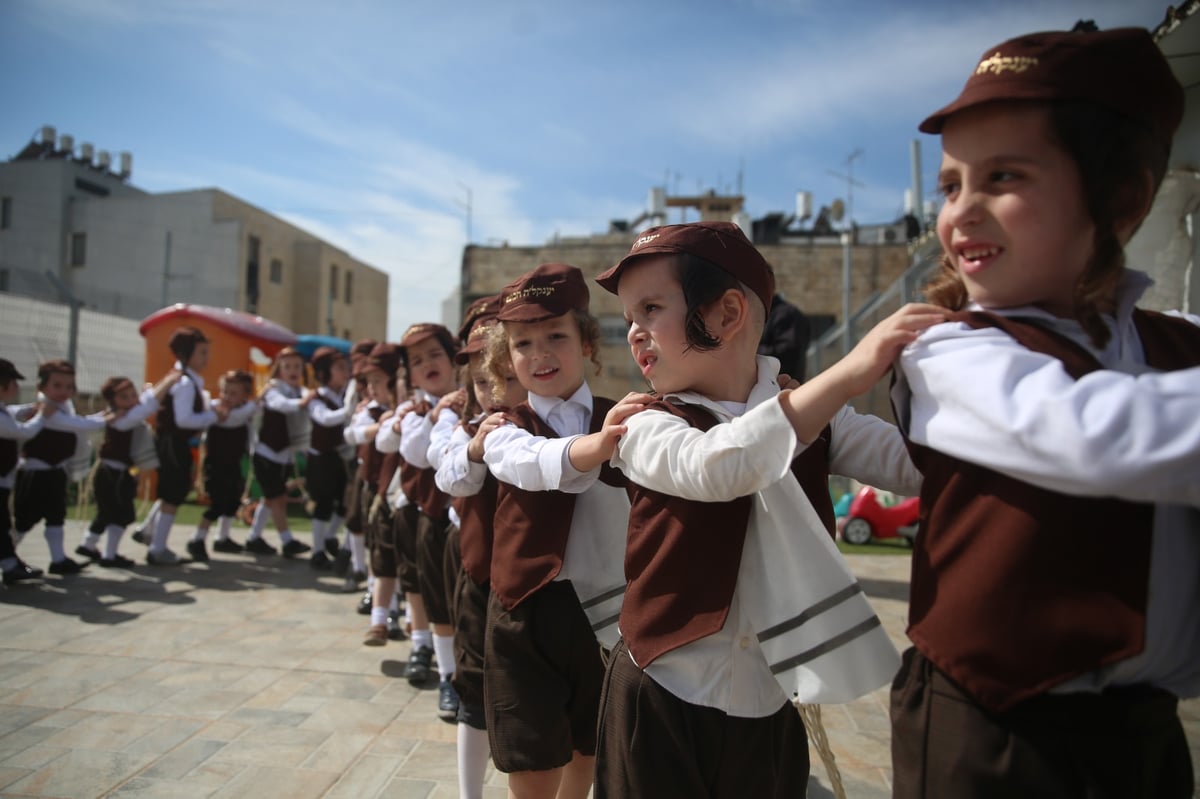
365, 342, 402, 376
0, 359, 26, 381
310, 346, 344, 373
400, 323, 454, 352
497, 263, 590, 323
454, 315, 499, 365
596, 221, 774, 311
919, 27, 1183, 147
457, 294, 501, 343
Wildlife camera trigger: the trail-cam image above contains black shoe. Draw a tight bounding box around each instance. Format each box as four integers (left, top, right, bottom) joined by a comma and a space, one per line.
131, 528, 149, 545
99, 554, 137, 568
387, 612, 405, 641
332, 548, 351, 577
406, 645, 434, 686
244, 538, 277, 555
324, 538, 339, 557
74, 545, 102, 562
2, 559, 44, 585
212, 538, 244, 554
145, 549, 181, 566
356, 589, 372, 614
281, 539, 311, 558
48, 557, 87, 575
437, 679, 460, 721
186, 539, 209, 563
309, 552, 332, 571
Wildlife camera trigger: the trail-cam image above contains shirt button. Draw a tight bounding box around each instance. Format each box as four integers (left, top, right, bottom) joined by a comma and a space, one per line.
739, 636, 750, 649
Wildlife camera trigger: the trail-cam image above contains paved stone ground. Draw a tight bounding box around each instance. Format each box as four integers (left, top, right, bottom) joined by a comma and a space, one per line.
0, 523, 1196, 798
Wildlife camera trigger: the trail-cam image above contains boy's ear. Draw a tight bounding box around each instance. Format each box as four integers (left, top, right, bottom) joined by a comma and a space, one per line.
1114, 167, 1158, 243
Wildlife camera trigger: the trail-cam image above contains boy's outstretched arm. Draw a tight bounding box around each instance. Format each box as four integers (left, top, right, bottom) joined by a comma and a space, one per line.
779, 303, 944, 443
567, 391, 657, 472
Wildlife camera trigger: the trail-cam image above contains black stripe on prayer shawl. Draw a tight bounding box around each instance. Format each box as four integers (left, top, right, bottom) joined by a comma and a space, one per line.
756, 583, 864, 643
591, 613, 621, 633
769, 616, 883, 675
580, 585, 625, 610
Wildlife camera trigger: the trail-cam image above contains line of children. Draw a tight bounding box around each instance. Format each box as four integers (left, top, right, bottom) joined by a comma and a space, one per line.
0, 359, 50, 585
14, 360, 109, 574
77, 371, 181, 568
244, 346, 314, 558
890, 27, 1200, 798
433, 294, 527, 798
589, 221, 939, 797
334, 337, 378, 589
187, 369, 259, 561
477, 264, 637, 799
378, 323, 461, 714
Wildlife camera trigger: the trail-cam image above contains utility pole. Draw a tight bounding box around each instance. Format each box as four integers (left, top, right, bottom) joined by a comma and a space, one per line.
44, 271, 83, 367
828, 149, 864, 355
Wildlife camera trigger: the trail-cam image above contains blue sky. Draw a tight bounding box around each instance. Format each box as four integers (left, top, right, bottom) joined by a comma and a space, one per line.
0, 0, 1165, 338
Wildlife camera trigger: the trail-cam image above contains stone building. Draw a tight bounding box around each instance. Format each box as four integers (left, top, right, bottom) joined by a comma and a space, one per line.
0, 126, 388, 341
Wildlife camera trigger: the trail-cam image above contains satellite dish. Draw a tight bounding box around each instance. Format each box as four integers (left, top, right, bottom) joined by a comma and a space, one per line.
829, 199, 846, 223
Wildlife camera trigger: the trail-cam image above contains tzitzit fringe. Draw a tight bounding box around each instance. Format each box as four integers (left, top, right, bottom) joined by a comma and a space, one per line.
797, 702, 846, 799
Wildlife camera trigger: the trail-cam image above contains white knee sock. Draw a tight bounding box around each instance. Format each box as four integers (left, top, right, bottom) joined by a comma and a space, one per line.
150, 511, 175, 554
191, 525, 208, 543
82, 532, 101, 550
411, 628, 432, 652
45, 525, 66, 562
139, 499, 161, 531
457, 723, 490, 799
328, 513, 344, 543
433, 634, 456, 681
217, 517, 232, 541
248, 503, 268, 540
349, 533, 366, 572
104, 524, 124, 559
370, 606, 389, 626
311, 519, 327, 552
278, 528, 294, 544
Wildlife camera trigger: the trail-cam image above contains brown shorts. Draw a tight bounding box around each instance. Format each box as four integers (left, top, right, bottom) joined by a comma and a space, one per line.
416, 510, 452, 625
252, 454, 291, 500
451, 549, 488, 720
890, 647, 1193, 799
484, 581, 605, 773
594, 638, 809, 798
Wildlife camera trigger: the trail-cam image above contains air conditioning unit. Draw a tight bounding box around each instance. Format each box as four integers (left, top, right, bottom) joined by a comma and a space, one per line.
80, 142, 95, 164
97, 151, 112, 171
59, 134, 74, 155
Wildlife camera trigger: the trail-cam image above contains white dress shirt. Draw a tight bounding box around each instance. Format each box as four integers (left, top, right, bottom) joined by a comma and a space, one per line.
0, 403, 45, 486
169, 363, 218, 431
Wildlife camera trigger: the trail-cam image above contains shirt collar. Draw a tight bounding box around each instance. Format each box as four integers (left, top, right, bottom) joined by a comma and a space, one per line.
658, 355, 780, 421
174, 360, 204, 388
528, 380, 593, 421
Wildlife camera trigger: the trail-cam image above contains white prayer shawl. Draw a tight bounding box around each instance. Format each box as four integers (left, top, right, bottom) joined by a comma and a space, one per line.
614, 356, 898, 704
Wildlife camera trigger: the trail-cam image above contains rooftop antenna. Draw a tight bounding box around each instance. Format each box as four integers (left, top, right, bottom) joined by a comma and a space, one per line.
827, 148, 864, 229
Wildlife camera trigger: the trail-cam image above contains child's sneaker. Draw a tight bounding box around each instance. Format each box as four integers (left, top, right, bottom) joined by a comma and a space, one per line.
309, 551, 332, 571
74, 545, 102, 562
245, 538, 277, 556
48, 557, 88, 575
99, 554, 136, 568
281, 539, 311, 558
437, 679, 460, 721
2, 559, 44, 585
406, 645, 434, 686
212, 538, 244, 554
145, 549, 181, 566
186, 539, 209, 563
363, 624, 388, 646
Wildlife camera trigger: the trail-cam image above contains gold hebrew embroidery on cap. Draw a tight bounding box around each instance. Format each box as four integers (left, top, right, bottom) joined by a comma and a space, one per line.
469, 323, 494, 342
976, 52, 1039, 76
504, 286, 556, 303
632, 233, 660, 249
404, 323, 435, 337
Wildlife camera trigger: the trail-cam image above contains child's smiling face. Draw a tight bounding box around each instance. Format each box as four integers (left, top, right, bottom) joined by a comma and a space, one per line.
505, 314, 590, 401
936, 102, 1094, 315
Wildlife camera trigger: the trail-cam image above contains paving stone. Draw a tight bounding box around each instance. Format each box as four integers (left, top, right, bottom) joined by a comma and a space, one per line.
3, 747, 156, 798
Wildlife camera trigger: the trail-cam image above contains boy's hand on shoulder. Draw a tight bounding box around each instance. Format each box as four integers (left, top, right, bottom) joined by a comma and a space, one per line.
835, 303, 945, 395
431, 389, 466, 423
777, 373, 803, 391
468, 411, 509, 463
568, 392, 656, 472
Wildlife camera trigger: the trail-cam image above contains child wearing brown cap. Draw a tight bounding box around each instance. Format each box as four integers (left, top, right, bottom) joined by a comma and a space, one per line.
76, 371, 180, 568
141, 327, 219, 565
0, 359, 51, 585
244, 347, 315, 558
304, 347, 354, 570
890, 26, 1200, 798
373, 323, 460, 708
14, 360, 110, 575
588, 222, 941, 797
434, 295, 524, 796
187, 369, 259, 560
476, 263, 647, 799
333, 337, 379, 578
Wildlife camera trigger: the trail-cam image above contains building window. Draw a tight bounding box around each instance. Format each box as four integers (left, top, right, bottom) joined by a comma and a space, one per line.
269, 258, 282, 284
344, 270, 353, 304
246, 235, 261, 312
329, 264, 338, 300
1, 197, 11, 229
0, 269, 8, 292
70, 232, 87, 267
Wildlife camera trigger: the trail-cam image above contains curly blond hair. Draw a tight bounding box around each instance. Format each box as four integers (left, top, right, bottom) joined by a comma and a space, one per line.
483, 310, 602, 404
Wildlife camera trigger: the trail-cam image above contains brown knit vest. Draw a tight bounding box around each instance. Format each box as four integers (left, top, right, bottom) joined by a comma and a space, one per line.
98, 426, 134, 466
490, 396, 627, 610
157, 375, 204, 440
359, 406, 387, 484
22, 428, 75, 465
453, 420, 500, 585
904, 309, 1200, 713
309, 393, 344, 454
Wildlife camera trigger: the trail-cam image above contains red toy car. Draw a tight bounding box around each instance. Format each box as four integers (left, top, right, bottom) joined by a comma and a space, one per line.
840, 485, 920, 545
